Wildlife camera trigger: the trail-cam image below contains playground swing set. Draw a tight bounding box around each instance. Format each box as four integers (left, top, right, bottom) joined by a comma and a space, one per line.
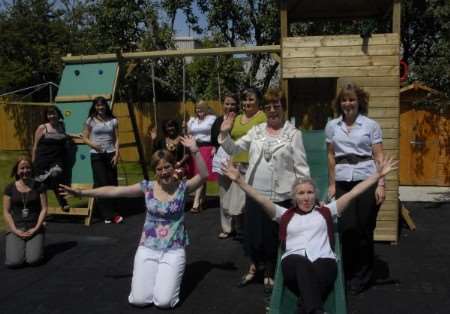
2, 1, 406, 313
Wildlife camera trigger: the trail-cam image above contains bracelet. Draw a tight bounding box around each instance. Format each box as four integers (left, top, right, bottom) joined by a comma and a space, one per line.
191, 150, 200, 154
378, 183, 385, 187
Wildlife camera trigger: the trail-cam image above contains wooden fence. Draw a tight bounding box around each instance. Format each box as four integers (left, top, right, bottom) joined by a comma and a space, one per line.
0, 100, 222, 162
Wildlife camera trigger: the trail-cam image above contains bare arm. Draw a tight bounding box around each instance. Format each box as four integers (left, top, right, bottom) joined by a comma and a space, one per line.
82, 123, 102, 152
181, 135, 208, 193
2, 195, 23, 236
112, 120, 120, 166
32, 125, 45, 162
372, 143, 385, 204
336, 156, 397, 216
24, 192, 48, 237
60, 183, 143, 199
327, 143, 336, 199
221, 161, 276, 219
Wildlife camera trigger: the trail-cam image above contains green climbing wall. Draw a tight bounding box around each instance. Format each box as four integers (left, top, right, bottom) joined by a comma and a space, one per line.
55, 62, 119, 184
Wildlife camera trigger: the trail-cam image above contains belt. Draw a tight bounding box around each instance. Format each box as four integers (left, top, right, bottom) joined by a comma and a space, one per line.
335, 154, 372, 165
196, 141, 211, 147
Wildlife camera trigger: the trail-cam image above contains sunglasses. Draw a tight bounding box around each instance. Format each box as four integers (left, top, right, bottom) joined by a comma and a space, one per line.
264, 103, 282, 111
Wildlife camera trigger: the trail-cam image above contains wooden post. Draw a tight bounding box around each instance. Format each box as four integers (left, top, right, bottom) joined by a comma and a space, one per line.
392, 0, 401, 34
280, 0, 289, 113
126, 101, 149, 181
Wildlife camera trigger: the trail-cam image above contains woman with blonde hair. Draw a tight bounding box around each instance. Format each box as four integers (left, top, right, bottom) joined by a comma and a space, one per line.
187, 100, 217, 213
220, 87, 310, 293
60, 136, 208, 308
325, 82, 385, 294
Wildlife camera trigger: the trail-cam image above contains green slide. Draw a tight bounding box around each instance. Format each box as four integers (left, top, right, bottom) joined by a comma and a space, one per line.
269, 130, 347, 314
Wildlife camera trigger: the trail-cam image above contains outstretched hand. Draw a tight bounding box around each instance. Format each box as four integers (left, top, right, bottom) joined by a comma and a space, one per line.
220, 112, 236, 133
58, 184, 81, 198
221, 160, 241, 182
180, 135, 198, 152
148, 126, 157, 141
377, 156, 398, 177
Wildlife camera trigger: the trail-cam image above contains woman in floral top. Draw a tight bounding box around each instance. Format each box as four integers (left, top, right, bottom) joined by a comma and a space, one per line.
60, 135, 208, 309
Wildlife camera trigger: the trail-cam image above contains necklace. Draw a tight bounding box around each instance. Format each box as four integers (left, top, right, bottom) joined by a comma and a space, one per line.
18, 181, 30, 218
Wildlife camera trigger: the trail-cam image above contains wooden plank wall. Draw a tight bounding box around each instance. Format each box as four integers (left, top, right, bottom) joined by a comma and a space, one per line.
282, 34, 400, 242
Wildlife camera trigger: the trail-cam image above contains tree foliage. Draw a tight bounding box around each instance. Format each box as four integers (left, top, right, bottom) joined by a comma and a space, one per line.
0, 0, 449, 102
401, 0, 450, 95
197, 0, 280, 91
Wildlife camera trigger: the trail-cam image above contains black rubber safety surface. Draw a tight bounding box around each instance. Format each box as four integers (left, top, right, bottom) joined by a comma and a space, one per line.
1, 201, 449, 314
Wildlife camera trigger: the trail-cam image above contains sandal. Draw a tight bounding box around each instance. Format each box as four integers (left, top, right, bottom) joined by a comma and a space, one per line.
190, 206, 201, 214
264, 277, 274, 294
238, 270, 256, 287
218, 232, 231, 239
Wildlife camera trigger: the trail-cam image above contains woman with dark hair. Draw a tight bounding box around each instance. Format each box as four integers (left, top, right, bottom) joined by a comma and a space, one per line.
220, 87, 309, 293
82, 96, 122, 224
32, 106, 71, 211
210, 93, 240, 239
3, 156, 48, 267
325, 82, 385, 294
221, 156, 396, 314
150, 119, 190, 178
60, 135, 208, 309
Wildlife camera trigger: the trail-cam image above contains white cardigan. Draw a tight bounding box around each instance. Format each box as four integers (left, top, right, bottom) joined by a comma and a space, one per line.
221, 121, 310, 202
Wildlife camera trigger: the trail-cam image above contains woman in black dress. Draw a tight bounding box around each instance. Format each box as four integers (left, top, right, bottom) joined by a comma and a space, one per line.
150, 119, 190, 179
32, 106, 71, 211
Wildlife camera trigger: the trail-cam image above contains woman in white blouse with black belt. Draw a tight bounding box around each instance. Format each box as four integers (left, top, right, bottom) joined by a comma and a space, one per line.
325, 82, 385, 294
221, 156, 396, 314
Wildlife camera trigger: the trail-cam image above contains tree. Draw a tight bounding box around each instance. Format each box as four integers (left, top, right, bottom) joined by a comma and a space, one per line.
401, 0, 450, 95
0, 0, 71, 99
197, 0, 280, 92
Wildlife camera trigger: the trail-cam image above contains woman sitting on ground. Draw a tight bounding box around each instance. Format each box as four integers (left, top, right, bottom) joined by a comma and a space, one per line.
3, 156, 48, 268
59, 135, 208, 309
221, 156, 397, 314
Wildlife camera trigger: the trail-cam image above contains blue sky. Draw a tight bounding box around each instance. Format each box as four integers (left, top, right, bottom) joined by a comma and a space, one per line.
173, 4, 207, 37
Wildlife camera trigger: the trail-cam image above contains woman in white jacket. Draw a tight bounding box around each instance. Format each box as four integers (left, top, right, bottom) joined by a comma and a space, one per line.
219, 87, 310, 294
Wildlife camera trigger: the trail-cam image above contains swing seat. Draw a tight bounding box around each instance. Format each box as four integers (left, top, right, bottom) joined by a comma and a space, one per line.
268, 130, 347, 314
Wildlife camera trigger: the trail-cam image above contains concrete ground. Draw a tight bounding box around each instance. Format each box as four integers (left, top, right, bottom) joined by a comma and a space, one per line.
1, 200, 450, 314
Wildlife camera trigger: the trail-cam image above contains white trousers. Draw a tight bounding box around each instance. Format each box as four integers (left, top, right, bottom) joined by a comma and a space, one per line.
128, 246, 186, 308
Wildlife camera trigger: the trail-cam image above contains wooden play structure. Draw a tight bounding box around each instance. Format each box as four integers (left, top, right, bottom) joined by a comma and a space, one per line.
0, 0, 407, 312
280, 0, 402, 244
47, 62, 148, 225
